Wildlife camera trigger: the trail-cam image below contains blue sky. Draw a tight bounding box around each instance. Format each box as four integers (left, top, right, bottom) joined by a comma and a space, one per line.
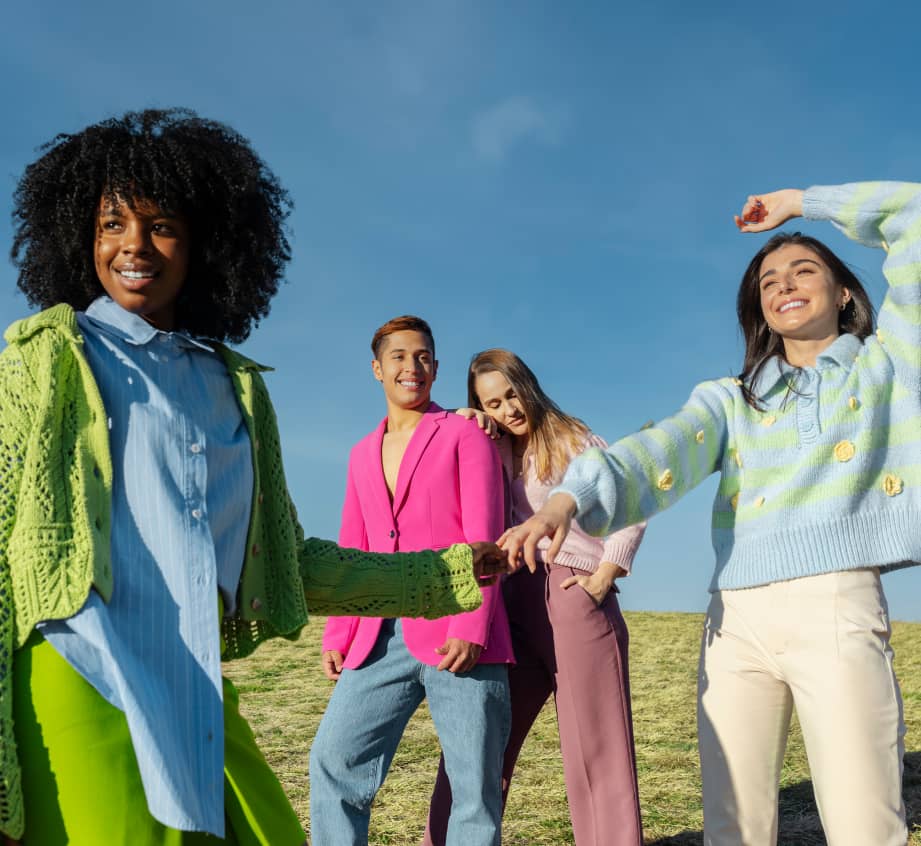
2, 1, 920, 621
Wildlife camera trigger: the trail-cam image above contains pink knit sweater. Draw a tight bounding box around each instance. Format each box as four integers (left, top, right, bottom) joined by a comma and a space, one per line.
499, 434, 645, 575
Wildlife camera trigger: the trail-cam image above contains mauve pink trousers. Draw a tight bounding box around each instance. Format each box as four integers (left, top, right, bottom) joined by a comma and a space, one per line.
423, 564, 642, 846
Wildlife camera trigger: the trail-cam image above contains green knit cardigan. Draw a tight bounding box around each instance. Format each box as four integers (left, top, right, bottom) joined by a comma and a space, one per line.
0, 304, 482, 838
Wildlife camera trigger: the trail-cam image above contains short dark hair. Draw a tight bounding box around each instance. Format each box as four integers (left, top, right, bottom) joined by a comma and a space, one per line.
11, 108, 292, 343
736, 231, 875, 408
371, 315, 435, 359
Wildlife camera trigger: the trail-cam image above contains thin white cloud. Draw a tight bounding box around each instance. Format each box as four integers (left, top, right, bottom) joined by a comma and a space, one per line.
472, 96, 565, 162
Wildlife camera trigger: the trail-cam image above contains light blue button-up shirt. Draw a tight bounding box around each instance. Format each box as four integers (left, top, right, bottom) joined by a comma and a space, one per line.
39, 297, 254, 836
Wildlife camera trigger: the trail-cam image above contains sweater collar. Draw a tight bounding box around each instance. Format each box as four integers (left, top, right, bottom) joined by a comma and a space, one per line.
749, 333, 863, 398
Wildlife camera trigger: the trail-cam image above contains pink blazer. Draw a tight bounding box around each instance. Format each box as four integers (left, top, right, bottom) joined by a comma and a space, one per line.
322, 404, 514, 669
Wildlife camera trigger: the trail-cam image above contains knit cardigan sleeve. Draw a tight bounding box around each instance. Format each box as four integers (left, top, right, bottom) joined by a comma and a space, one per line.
0, 344, 31, 840
553, 380, 732, 539
298, 535, 484, 620
802, 181, 921, 393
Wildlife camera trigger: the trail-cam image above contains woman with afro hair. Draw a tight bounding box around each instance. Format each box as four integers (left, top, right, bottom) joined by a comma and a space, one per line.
0, 108, 505, 845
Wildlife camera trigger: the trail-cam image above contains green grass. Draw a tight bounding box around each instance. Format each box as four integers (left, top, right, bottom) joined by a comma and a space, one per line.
224, 612, 921, 844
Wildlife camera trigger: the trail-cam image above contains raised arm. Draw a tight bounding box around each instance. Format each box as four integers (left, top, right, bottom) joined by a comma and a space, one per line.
804, 182, 921, 391
736, 182, 921, 391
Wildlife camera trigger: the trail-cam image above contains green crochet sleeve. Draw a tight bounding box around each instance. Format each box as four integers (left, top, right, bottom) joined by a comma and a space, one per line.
0, 344, 32, 840
299, 538, 483, 619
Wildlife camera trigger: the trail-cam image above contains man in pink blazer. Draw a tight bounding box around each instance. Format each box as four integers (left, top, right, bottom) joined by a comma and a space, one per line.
309, 315, 513, 846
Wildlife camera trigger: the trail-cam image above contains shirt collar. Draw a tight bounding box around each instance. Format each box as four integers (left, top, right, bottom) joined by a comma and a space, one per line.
83, 297, 214, 352
749, 333, 862, 399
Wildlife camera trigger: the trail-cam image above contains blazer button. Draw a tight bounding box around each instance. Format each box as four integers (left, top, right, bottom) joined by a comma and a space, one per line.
251, 543, 260, 556
250, 597, 262, 611
389, 530, 396, 538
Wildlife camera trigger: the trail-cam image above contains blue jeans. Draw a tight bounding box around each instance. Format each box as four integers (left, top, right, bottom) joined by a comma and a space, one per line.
309, 619, 510, 845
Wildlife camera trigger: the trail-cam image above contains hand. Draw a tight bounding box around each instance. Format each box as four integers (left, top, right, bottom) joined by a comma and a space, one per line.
498, 492, 576, 573
321, 650, 345, 681
469, 542, 512, 584
455, 407, 499, 439
435, 637, 482, 673
734, 189, 804, 233
560, 561, 627, 605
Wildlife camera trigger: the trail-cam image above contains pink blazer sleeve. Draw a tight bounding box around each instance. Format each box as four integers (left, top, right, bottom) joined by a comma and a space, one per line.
321, 457, 365, 655
445, 421, 505, 645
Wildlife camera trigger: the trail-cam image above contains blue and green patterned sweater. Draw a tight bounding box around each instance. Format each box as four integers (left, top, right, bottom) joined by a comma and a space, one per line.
557, 182, 921, 590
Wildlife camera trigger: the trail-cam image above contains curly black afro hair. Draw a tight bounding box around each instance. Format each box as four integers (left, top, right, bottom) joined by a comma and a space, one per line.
10, 108, 292, 343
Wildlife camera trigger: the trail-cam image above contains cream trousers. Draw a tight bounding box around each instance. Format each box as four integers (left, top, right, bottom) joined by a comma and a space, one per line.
698, 568, 907, 846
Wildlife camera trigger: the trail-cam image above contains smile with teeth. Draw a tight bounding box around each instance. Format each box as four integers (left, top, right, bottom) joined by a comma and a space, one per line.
398, 380, 423, 389
116, 269, 156, 279
778, 299, 807, 314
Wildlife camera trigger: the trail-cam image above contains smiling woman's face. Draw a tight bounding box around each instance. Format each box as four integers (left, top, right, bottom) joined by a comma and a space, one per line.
94, 195, 190, 330
474, 369, 530, 438
758, 243, 850, 342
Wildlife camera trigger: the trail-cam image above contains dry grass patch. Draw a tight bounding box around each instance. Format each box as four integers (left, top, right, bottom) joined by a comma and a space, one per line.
224, 612, 921, 845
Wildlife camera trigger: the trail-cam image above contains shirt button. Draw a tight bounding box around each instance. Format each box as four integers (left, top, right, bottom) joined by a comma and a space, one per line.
250, 597, 263, 611
389, 530, 396, 538
190, 443, 202, 454
257, 491, 264, 505
251, 543, 260, 556
191, 508, 203, 520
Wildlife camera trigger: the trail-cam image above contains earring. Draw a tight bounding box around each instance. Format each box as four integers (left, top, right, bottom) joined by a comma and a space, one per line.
839, 302, 847, 311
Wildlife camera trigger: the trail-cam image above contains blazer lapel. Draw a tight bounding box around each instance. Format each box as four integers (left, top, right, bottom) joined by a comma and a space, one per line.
391, 404, 443, 517
365, 417, 393, 521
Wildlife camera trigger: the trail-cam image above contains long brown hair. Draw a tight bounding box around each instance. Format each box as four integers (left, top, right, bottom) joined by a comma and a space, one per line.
467, 349, 589, 483
736, 232, 875, 408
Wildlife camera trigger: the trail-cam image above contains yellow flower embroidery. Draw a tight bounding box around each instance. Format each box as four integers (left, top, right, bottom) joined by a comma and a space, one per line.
834, 440, 856, 462
883, 474, 903, 497
657, 469, 674, 491
731, 377, 743, 386
640, 420, 655, 431
848, 396, 860, 411
754, 495, 765, 508
877, 328, 886, 344
762, 415, 777, 427
695, 430, 705, 444
730, 492, 739, 511
733, 450, 743, 469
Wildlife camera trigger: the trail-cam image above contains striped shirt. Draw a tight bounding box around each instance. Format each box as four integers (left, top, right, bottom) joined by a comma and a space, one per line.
556, 182, 921, 591
39, 296, 253, 835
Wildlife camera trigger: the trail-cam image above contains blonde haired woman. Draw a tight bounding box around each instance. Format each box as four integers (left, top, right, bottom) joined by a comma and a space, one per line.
425, 349, 645, 846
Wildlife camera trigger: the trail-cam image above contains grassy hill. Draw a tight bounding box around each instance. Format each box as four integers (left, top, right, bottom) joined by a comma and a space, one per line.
224, 611, 921, 844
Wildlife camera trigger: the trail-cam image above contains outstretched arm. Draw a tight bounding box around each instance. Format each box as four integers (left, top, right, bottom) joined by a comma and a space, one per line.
300, 537, 509, 618
501, 380, 731, 572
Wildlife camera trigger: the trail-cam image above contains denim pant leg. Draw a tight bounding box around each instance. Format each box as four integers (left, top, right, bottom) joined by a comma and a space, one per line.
423, 660, 511, 846
309, 620, 425, 846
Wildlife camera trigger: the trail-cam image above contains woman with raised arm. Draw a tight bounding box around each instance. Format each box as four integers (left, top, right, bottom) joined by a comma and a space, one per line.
501, 183, 920, 845
426, 349, 645, 846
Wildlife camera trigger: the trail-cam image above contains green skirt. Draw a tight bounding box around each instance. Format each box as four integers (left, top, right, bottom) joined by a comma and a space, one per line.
13, 632, 305, 845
